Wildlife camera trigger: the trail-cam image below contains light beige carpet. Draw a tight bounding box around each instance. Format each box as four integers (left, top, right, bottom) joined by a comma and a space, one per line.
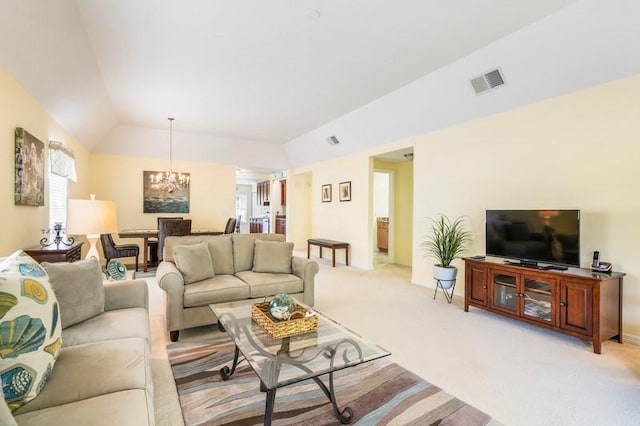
147, 251, 640, 426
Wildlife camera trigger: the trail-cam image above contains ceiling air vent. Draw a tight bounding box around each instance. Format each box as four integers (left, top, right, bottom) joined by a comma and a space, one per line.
470, 68, 505, 94
326, 135, 340, 146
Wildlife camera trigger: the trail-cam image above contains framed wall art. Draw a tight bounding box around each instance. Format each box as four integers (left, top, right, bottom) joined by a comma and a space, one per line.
339, 181, 351, 202
322, 184, 332, 202
143, 170, 191, 213
15, 128, 45, 206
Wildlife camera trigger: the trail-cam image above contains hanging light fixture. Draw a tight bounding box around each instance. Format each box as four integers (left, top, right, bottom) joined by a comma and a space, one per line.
167, 117, 174, 177
164, 117, 177, 193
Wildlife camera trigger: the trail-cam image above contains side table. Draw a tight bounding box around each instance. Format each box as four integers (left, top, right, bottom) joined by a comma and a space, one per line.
24, 242, 83, 264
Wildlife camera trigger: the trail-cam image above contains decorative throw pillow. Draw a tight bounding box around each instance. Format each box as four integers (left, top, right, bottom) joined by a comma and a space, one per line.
252, 240, 294, 274
173, 242, 214, 284
105, 261, 127, 281
42, 257, 105, 329
0, 250, 62, 412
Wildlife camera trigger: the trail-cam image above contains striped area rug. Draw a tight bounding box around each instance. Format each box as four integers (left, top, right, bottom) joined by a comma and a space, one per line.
167, 334, 499, 425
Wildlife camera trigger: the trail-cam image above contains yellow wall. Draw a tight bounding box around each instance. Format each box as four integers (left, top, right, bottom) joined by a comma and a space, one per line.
393, 161, 413, 265
287, 172, 312, 249
0, 68, 90, 255
299, 153, 371, 268
88, 153, 236, 244
411, 74, 640, 340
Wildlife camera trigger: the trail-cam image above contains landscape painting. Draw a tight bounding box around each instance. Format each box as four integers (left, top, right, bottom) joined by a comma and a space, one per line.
143, 170, 190, 213
15, 128, 45, 206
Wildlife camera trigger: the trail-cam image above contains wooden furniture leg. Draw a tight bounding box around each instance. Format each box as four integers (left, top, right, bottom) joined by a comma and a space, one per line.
142, 237, 149, 272
332, 247, 336, 267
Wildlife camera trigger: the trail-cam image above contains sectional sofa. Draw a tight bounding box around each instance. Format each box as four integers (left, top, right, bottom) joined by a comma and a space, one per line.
1, 255, 154, 425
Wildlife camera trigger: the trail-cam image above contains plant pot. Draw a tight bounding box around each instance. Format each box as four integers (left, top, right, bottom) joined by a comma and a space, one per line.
434, 265, 457, 289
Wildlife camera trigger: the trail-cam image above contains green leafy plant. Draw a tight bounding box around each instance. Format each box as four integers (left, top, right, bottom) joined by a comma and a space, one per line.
421, 215, 470, 267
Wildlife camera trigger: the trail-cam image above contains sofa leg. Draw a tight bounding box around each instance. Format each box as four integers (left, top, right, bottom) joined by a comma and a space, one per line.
169, 330, 179, 342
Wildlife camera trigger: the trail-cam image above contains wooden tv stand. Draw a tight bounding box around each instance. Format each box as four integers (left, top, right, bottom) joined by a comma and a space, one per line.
464, 258, 624, 354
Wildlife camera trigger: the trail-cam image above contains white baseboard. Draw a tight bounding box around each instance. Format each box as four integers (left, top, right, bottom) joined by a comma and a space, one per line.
623, 333, 640, 346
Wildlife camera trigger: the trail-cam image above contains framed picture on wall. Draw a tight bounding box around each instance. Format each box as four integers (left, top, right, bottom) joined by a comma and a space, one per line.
339, 181, 351, 202
15, 128, 45, 206
143, 170, 191, 213
322, 184, 332, 202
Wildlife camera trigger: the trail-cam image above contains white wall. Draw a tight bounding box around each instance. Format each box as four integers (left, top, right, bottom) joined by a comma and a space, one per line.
373, 172, 390, 218
284, 0, 640, 170
96, 124, 289, 172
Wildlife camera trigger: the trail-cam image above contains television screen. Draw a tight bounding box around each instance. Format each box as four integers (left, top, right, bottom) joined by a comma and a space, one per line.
486, 209, 580, 267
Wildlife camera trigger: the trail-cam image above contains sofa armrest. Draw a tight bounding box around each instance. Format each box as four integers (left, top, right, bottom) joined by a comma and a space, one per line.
104, 279, 149, 311
156, 260, 186, 332
292, 256, 319, 306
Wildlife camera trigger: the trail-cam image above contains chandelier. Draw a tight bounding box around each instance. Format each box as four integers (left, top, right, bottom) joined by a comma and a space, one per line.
146, 117, 190, 193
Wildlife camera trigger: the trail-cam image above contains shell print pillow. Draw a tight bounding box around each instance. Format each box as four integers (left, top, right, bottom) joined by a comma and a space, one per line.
0, 250, 62, 411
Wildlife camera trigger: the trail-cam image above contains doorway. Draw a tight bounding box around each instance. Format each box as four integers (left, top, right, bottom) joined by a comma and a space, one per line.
373, 171, 392, 266
371, 148, 414, 270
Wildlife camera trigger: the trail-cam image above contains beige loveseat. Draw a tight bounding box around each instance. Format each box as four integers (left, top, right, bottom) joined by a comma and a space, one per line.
156, 233, 319, 341
3, 259, 154, 426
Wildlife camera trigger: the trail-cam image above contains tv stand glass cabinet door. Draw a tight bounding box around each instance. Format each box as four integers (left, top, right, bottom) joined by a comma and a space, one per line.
489, 268, 557, 325
489, 269, 519, 314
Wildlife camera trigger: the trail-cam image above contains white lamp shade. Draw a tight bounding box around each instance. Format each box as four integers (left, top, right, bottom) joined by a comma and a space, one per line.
67, 199, 118, 235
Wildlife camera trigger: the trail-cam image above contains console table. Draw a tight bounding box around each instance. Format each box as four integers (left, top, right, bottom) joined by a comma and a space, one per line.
464, 257, 624, 354
24, 242, 83, 264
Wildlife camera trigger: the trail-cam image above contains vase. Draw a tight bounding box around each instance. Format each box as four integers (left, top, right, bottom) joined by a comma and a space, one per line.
433, 265, 457, 289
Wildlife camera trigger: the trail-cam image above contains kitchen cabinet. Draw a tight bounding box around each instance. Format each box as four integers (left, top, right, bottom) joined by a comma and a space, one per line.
275, 216, 286, 235
376, 218, 388, 252
257, 181, 270, 206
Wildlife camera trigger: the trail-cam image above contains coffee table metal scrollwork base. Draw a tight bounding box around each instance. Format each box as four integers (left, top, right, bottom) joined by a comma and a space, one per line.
211, 301, 389, 426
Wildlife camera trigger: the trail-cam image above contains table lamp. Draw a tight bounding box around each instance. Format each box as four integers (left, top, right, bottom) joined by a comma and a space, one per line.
67, 195, 118, 260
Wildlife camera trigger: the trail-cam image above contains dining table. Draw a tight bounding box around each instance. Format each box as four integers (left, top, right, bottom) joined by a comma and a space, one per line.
118, 228, 223, 272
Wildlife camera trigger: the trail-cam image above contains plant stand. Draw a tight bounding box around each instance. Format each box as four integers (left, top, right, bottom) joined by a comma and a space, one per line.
433, 277, 456, 304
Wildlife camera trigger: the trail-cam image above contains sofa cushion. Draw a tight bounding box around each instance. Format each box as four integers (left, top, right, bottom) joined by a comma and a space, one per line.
173, 242, 214, 284
206, 235, 234, 275
252, 240, 293, 274
232, 233, 285, 272
61, 307, 150, 347
13, 337, 150, 414
42, 258, 105, 328
183, 275, 249, 307
13, 389, 152, 426
0, 250, 62, 412
235, 271, 303, 298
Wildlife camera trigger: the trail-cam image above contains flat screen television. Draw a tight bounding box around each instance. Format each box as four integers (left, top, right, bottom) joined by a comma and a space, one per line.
486, 209, 580, 267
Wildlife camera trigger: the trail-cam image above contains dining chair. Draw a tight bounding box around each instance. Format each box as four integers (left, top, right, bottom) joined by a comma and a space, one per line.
157, 219, 192, 261
100, 234, 140, 271
224, 217, 237, 234
148, 217, 183, 265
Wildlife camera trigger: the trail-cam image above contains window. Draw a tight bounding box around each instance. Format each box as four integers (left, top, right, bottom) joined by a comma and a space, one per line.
49, 172, 67, 229
47, 140, 76, 229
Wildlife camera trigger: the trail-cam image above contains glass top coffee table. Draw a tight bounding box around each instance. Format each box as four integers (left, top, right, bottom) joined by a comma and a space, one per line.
210, 300, 390, 425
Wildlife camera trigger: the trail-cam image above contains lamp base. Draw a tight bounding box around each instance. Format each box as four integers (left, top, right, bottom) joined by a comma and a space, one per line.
86, 234, 100, 261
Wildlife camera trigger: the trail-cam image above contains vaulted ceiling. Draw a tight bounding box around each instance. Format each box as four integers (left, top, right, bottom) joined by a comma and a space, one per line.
3, 0, 636, 171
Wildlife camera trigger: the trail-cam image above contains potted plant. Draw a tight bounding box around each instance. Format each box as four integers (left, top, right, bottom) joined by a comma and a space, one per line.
421, 215, 471, 289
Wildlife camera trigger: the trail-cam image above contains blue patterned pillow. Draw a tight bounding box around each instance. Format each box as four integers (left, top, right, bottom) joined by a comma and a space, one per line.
0, 250, 62, 412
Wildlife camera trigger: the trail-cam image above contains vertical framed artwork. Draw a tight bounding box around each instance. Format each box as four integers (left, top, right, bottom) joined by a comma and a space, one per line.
339, 181, 351, 202
15, 128, 45, 206
143, 170, 191, 213
322, 184, 332, 202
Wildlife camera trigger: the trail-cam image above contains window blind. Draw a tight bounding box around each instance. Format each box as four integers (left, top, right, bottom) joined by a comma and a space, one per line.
49, 172, 67, 229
